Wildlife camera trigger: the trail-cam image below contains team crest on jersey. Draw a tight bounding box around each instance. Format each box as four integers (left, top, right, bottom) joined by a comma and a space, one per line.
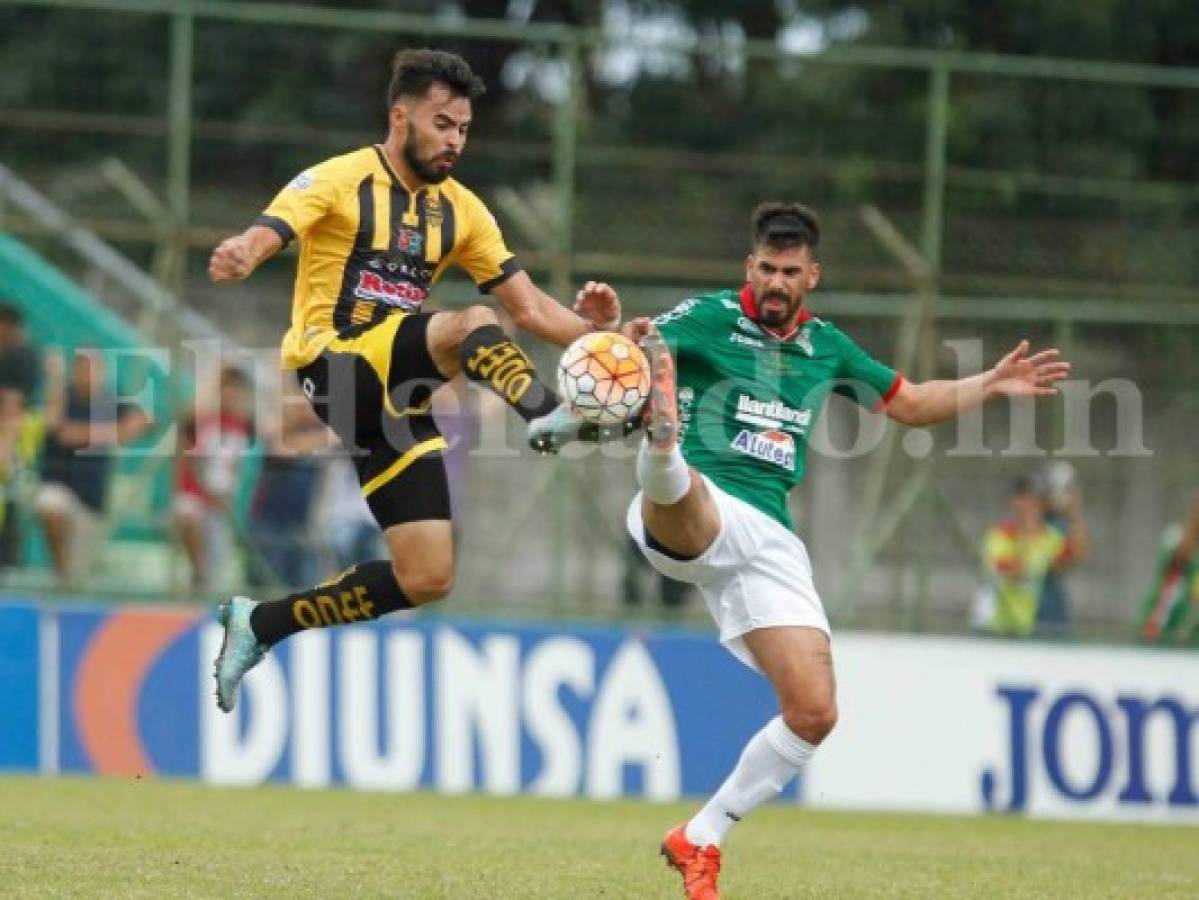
730, 429, 796, 471
396, 228, 424, 258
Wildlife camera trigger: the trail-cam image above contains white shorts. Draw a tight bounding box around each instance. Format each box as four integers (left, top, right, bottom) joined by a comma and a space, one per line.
626, 476, 830, 670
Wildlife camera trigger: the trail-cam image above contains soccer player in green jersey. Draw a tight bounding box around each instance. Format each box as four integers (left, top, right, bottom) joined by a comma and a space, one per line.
567, 203, 1070, 900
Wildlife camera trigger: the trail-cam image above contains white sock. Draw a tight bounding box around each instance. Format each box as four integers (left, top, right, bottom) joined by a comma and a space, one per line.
636, 439, 691, 505
684, 716, 815, 847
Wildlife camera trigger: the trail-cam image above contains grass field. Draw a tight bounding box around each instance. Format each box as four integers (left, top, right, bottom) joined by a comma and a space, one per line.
2, 777, 1197, 899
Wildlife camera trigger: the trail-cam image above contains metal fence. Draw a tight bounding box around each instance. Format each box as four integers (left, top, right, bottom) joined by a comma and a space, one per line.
1, 0, 1197, 639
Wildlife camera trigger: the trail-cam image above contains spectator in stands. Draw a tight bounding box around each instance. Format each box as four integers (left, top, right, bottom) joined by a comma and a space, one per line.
0, 304, 41, 566
36, 348, 150, 587
974, 476, 1084, 637
247, 377, 328, 590
1139, 490, 1199, 643
174, 365, 254, 591
1035, 462, 1091, 638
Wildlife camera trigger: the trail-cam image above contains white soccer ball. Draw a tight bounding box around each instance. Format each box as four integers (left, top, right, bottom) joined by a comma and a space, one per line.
557, 331, 651, 425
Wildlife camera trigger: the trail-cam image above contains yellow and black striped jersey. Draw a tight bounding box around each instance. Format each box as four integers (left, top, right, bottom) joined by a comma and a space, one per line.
256, 145, 520, 369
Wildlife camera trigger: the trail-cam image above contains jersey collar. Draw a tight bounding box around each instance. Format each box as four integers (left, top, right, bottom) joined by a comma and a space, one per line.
739, 283, 813, 342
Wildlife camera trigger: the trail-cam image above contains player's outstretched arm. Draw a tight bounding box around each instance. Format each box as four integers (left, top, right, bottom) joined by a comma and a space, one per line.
491, 273, 621, 348
886, 339, 1070, 428
207, 225, 284, 283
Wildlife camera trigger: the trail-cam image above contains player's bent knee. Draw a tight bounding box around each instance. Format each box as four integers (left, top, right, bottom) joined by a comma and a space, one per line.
458, 304, 499, 337
429, 306, 499, 363
393, 564, 454, 606
782, 699, 838, 745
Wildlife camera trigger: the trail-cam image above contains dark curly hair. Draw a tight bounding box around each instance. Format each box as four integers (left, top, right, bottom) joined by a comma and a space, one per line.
751, 202, 821, 252
387, 48, 486, 105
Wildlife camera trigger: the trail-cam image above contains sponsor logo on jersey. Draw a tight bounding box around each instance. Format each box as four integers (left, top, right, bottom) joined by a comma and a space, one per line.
728, 331, 764, 348
353, 271, 428, 308
396, 228, 424, 258
367, 254, 433, 282
652, 298, 700, 326
734, 394, 812, 433
737, 316, 764, 336
730, 429, 796, 471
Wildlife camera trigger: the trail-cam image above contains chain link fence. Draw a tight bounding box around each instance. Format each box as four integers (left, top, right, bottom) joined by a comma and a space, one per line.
1, 1, 1197, 639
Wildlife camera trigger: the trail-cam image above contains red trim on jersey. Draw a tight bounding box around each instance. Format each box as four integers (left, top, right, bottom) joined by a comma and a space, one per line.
739, 283, 812, 341
871, 372, 905, 412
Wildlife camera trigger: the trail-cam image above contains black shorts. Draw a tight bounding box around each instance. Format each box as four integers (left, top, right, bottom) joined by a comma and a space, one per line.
296, 312, 452, 530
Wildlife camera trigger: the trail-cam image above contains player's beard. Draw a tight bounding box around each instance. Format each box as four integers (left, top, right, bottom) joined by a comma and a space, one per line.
404, 132, 456, 184
756, 289, 802, 329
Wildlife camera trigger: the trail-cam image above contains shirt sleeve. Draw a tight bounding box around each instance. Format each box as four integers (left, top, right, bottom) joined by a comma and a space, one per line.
255, 160, 345, 246
454, 189, 521, 293
651, 297, 707, 359
830, 326, 903, 411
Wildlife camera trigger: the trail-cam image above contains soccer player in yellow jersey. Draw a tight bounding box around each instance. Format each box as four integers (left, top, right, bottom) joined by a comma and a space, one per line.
208, 49, 621, 713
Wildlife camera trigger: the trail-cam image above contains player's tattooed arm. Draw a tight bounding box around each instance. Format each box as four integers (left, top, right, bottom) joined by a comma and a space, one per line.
207, 225, 284, 283
887, 339, 1071, 428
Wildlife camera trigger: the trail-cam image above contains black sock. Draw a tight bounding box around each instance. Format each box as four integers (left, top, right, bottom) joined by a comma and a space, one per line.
249, 560, 412, 647
459, 324, 559, 422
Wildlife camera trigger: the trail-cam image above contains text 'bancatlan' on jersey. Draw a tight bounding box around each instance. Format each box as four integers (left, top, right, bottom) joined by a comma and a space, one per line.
653, 288, 901, 529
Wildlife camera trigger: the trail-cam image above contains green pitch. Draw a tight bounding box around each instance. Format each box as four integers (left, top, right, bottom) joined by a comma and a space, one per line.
2, 777, 1196, 899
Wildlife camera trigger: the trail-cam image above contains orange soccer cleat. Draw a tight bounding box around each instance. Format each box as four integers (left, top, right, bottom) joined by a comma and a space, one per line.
641, 329, 679, 451
660, 823, 722, 900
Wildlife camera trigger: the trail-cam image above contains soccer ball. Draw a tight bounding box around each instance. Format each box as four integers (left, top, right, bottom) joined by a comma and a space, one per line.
557, 331, 651, 425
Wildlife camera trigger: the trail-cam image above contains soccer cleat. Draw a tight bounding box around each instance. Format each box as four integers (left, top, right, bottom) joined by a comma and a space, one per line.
641, 330, 679, 450
213, 596, 268, 714
660, 823, 721, 900
527, 402, 641, 455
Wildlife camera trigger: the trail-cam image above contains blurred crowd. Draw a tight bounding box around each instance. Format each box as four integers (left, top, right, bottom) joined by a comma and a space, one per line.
973, 462, 1199, 645
972, 462, 1091, 639
0, 301, 384, 594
